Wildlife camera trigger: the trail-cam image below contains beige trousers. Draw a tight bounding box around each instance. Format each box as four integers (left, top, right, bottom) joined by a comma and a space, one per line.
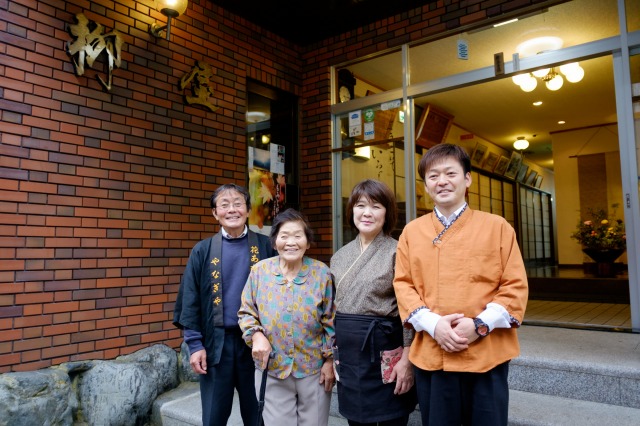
255, 370, 331, 426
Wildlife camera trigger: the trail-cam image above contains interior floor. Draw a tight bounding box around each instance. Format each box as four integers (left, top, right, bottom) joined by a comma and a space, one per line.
523, 264, 631, 332
524, 300, 631, 331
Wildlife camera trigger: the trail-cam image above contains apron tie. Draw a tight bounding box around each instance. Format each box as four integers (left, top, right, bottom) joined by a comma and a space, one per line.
360, 319, 395, 363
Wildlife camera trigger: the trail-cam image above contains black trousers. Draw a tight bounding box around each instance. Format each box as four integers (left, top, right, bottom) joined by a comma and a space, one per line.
413, 361, 509, 426
199, 328, 258, 426
347, 413, 410, 426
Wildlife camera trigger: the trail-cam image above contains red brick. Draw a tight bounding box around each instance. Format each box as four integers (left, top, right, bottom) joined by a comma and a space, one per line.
42, 301, 79, 314
13, 337, 51, 351
43, 322, 79, 336
0, 353, 22, 367
41, 344, 78, 359
12, 359, 51, 371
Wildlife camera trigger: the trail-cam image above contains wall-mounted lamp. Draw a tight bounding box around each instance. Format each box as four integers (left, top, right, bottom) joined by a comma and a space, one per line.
513, 136, 529, 151
353, 146, 371, 160
150, 0, 188, 40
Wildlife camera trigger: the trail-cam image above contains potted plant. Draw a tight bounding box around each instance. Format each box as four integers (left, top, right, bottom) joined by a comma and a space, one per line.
571, 205, 626, 276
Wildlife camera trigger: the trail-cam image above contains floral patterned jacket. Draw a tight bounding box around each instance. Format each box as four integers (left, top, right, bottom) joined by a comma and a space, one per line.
238, 256, 336, 379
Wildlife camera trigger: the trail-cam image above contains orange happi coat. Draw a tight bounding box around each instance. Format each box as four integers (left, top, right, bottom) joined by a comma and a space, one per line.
393, 208, 528, 373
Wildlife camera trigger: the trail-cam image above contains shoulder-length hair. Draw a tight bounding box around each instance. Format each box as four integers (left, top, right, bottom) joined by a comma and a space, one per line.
417, 143, 471, 180
346, 179, 397, 235
269, 208, 314, 249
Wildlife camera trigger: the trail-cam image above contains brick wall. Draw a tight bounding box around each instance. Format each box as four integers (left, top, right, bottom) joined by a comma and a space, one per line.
0, 0, 549, 372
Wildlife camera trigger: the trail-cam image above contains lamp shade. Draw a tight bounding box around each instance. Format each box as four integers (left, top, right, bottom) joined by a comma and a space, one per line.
512, 74, 528, 86
564, 65, 585, 83
532, 68, 551, 78
545, 74, 564, 91
513, 137, 529, 151
157, 0, 188, 16
519, 74, 537, 92
354, 146, 371, 160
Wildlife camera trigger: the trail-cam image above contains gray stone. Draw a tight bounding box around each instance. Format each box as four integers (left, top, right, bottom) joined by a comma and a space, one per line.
178, 341, 199, 383
0, 367, 75, 426
76, 360, 158, 426
117, 344, 179, 395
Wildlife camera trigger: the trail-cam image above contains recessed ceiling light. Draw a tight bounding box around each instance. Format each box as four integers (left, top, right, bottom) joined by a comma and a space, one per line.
533, 101, 543, 106
558, 120, 566, 124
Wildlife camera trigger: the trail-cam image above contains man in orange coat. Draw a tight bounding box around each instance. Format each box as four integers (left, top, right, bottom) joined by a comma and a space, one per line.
393, 143, 528, 425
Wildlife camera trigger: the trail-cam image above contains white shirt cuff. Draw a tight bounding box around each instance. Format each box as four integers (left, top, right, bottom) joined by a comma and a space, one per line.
477, 303, 512, 331
408, 308, 442, 339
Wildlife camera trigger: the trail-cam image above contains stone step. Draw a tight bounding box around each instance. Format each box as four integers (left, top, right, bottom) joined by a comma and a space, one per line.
511, 325, 640, 408
508, 390, 640, 426
152, 385, 640, 426
153, 325, 640, 425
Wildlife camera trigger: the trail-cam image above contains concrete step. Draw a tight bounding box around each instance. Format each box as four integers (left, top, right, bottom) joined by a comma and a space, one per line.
152, 385, 640, 426
511, 325, 640, 408
152, 325, 640, 425
508, 390, 640, 426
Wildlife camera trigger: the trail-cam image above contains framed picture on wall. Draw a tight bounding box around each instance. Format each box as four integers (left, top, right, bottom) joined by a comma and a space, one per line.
471, 143, 488, 166
525, 170, 538, 186
534, 175, 543, 188
483, 152, 499, 172
494, 155, 510, 175
503, 151, 522, 179
415, 104, 454, 149
516, 164, 529, 182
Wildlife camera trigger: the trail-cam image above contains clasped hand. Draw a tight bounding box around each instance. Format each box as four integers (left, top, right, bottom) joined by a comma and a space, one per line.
433, 314, 480, 353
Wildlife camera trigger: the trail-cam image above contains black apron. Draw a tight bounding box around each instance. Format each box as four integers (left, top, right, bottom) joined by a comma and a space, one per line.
335, 312, 417, 423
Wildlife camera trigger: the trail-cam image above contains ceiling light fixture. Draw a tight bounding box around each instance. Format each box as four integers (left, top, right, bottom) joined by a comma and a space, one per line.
150, 0, 188, 41
246, 111, 270, 123
512, 63, 584, 92
353, 146, 371, 160
493, 18, 518, 28
533, 101, 543, 106
513, 136, 529, 151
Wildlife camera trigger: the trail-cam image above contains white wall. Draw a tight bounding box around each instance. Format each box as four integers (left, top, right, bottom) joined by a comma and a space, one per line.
552, 124, 625, 264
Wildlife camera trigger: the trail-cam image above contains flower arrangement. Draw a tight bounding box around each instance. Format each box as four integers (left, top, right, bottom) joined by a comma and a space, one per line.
571, 206, 626, 250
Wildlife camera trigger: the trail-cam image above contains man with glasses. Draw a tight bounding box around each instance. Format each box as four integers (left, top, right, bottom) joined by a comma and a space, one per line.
174, 183, 276, 426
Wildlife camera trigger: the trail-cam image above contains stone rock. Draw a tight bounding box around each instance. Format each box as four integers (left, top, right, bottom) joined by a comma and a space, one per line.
117, 344, 179, 395
178, 341, 199, 383
0, 368, 75, 426
76, 360, 158, 426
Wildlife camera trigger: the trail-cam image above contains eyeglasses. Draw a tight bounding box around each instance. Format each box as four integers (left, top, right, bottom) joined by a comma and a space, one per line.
216, 202, 246, 211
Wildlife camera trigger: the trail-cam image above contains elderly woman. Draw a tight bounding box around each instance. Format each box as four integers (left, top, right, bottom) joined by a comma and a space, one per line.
239, 208, 336, 426
330, 179, 416, 426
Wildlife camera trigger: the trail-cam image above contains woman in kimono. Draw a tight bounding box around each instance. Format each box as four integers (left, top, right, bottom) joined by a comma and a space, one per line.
239, 208, 336, 426
330, 179, 416, 426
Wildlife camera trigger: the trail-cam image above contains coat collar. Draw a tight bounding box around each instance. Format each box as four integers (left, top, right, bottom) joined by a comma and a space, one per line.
272, 256, 312, 285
